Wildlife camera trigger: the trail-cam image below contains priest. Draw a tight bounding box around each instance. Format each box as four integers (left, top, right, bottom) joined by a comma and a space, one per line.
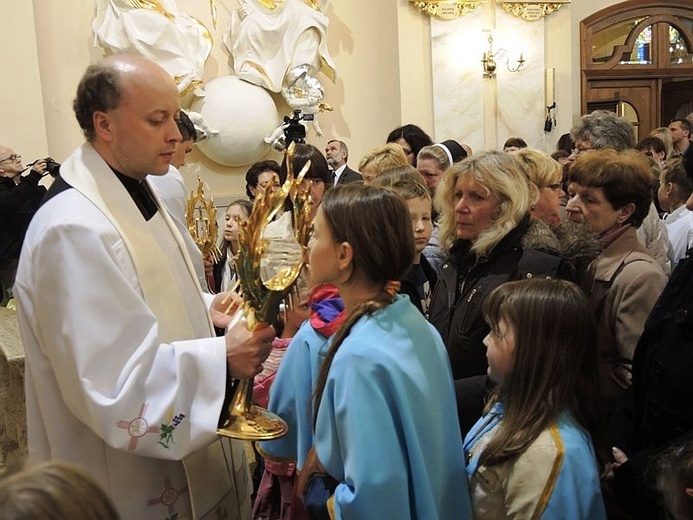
14, 55, 273, 519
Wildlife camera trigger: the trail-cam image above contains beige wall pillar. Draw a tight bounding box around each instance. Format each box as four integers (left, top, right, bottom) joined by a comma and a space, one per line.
0, 1, 48, 159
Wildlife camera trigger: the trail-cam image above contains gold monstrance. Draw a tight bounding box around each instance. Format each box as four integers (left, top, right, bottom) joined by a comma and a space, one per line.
186, 178, 222, 290
218, 143, 313, 440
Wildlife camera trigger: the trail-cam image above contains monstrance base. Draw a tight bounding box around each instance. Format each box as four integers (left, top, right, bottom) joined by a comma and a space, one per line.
217, 405, 288, 441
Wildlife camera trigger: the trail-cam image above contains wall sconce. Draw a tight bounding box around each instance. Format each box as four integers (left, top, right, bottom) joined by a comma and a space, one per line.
481, 34, 525, 78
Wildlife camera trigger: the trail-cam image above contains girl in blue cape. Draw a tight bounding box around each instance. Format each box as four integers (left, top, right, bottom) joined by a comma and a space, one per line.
255, 282, 346, 520
295, 183, 470, 520
464, 279, 606, 519
258, 283, 345, 472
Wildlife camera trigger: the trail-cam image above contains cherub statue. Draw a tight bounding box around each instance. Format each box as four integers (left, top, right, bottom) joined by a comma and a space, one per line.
264, 64, 333, 151
93, 0, 212, 97
185, 110, 219, 143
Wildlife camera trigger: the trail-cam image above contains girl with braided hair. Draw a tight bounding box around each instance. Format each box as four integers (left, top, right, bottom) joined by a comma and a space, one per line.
295, 183, 470, 519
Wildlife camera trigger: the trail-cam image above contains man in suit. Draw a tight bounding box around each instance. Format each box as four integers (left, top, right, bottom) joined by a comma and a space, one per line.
325, 139, 361, 185
668, 118, 692, 158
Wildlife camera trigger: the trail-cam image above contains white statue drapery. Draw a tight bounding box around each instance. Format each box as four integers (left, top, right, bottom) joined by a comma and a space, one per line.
93, 0, 213, 97
224, 0, 336, 94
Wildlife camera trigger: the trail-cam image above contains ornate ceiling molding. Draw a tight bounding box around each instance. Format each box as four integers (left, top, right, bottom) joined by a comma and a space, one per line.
500, 2, 570, 21
409, 1, 482, 20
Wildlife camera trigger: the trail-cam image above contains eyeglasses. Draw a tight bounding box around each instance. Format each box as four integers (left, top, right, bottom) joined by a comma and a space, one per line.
547, 183, 563, 193
0, 154, 21, 164
571, 146, 593, 156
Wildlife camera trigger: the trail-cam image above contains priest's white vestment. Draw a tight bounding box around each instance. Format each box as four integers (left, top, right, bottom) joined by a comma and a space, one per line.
15, 143, 251, 519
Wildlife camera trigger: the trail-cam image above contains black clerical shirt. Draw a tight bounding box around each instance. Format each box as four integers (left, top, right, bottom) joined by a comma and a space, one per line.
42, 167, 159, 222
112, 170, 159, 221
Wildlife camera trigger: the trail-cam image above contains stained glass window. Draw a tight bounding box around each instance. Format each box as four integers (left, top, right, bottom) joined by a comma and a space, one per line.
619, 26, 651, 64
669, 25, 693, 65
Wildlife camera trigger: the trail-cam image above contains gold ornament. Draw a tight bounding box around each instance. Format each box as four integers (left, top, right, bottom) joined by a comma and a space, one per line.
218, 142, 313, 440
410, 1, 481, 20
186, 177, 222, 264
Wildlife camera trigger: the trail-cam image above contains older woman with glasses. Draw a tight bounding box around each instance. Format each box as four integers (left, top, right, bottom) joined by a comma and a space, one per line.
512, 147, 603, 287
568, 111, 671, 276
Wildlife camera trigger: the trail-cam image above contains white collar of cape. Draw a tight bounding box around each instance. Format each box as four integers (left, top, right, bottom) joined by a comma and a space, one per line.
59, 142, 214, 341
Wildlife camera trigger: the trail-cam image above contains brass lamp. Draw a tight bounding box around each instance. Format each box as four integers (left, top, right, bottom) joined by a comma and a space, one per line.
482, 34, 525, 78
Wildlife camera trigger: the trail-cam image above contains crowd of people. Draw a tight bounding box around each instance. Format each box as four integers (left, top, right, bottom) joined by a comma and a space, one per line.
2, 53, 693, 520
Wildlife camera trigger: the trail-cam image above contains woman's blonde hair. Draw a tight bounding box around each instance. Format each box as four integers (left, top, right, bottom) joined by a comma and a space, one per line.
650, 127, 676, 160
358, 143, 408, 177
435, 151, 531, 256
513, 148, 562, 190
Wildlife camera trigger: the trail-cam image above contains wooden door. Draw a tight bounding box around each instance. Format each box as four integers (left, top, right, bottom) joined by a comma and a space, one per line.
585, 78, 659, 138
580, 1, 693, 136
661, 79, 693, 123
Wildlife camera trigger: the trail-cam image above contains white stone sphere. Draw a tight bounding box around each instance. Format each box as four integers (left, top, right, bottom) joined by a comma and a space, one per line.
191, 75, 279, 167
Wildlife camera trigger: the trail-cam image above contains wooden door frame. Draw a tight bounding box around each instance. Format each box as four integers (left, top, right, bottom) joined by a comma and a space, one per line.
580, 0, 693, 125
584, 78, 659, 136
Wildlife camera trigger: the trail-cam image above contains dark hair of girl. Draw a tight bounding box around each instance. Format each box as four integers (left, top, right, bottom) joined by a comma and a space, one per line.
479, 278, 601, 467
280, 143, 331, 185
312, 184, 415, 426
280, 143, 332, 212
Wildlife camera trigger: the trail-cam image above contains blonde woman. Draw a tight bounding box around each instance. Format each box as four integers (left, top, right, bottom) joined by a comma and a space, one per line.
429, 151, 562, 381
513, 148, 566, 227
650, 126, 676, 162
357, 143, 408, 183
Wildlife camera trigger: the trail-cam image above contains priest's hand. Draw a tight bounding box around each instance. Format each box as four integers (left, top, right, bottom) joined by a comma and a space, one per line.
225, 320, 274, 379
210, 291, 243, 329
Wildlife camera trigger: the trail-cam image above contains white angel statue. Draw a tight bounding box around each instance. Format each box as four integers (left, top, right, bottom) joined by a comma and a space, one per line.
93, 0, 212, 97
224, 0, 336, 94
